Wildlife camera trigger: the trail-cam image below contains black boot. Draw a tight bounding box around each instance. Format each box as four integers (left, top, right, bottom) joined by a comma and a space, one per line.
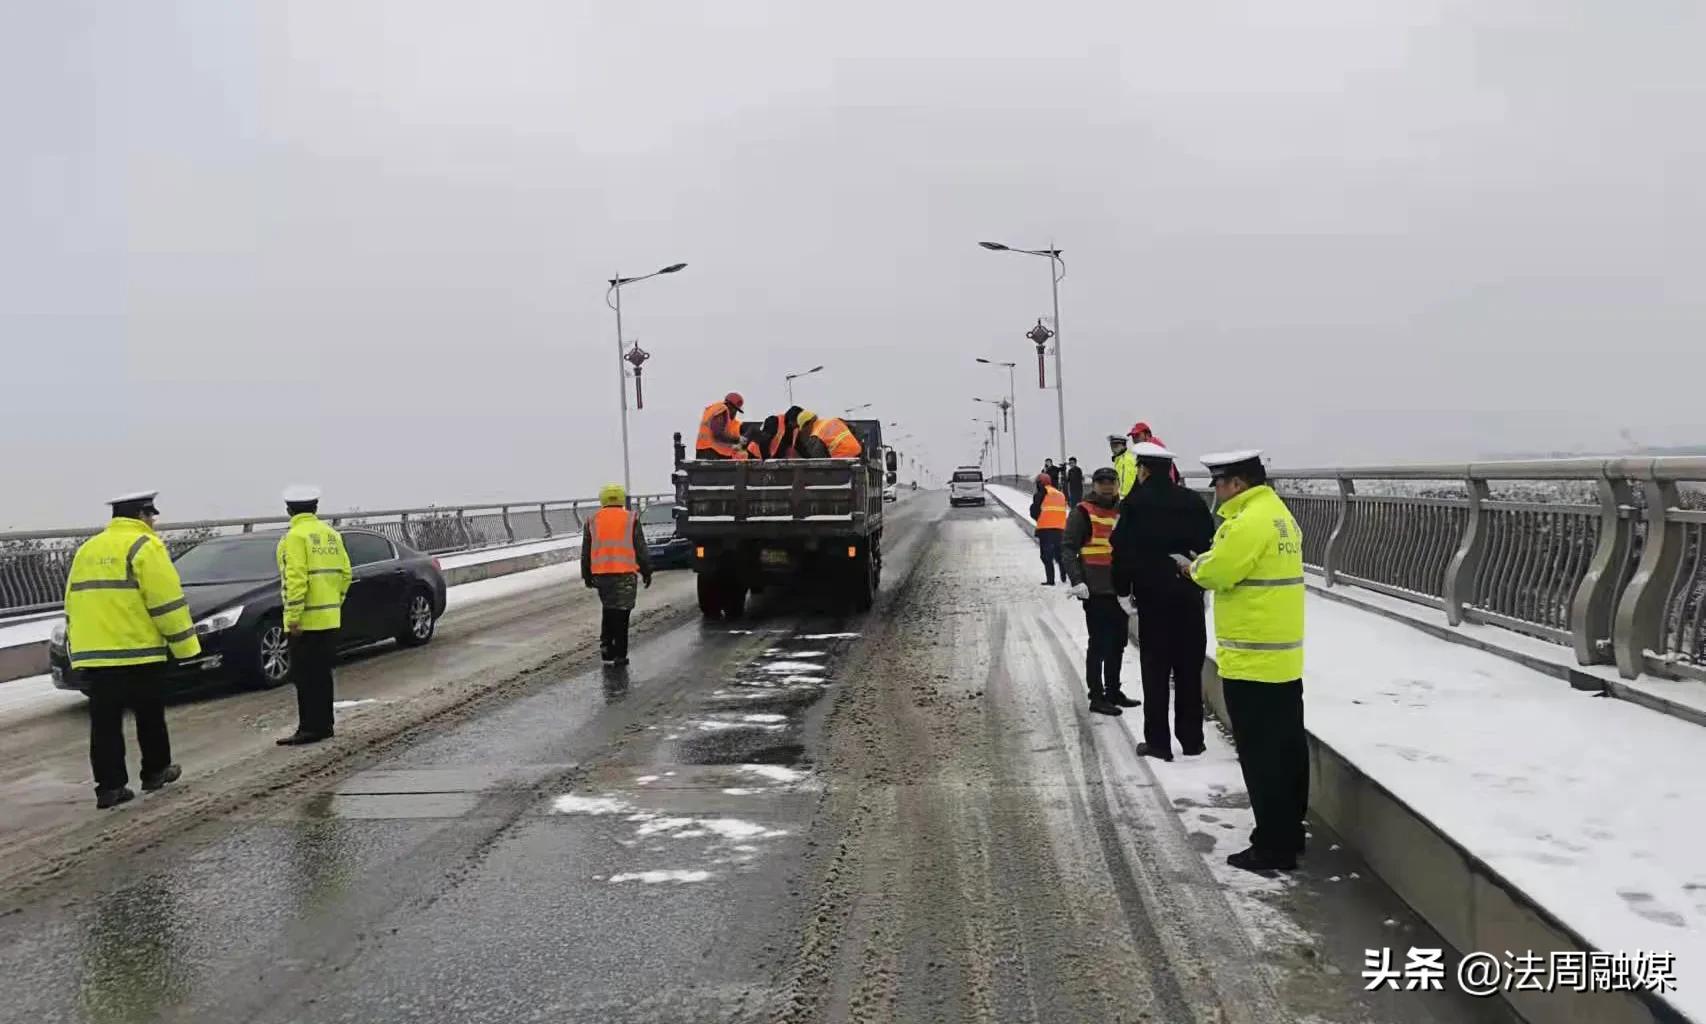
1227, 846, 1297, 874
96, 787, 135, 810
1088, 697, 1123, 716
1135, 742, 1173, 761
1106, 691, 1140, 708
141, 764, 181, 791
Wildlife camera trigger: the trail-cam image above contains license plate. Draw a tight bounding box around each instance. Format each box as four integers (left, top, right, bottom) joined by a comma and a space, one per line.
760, 549, 790, 567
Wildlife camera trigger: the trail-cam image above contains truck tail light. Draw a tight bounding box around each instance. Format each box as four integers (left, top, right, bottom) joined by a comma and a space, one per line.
695, 546, 705, 559
847, 546, 857, 558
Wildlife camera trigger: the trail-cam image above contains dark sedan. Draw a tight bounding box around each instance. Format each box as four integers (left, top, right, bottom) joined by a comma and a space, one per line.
641, 502, 692, 570
49, 528, 448, 694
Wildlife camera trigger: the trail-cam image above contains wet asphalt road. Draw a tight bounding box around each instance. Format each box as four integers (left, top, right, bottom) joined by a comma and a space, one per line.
0, 496, 1514, 1024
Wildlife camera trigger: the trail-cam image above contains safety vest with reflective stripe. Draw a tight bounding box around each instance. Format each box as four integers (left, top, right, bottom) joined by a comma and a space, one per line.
65, 518, 202, 669
1078, 501, 1119, 565
1036, 487, 1068, 531
1189, 484, 1305, 682
697, 402, 745, 458
588, 507, 639, 575
811, 417, 862, 459
277, 513, 351, 632
1113, 450, 1139, 498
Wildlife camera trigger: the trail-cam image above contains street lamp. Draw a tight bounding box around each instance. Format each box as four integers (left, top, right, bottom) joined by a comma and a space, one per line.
973, 417, 1000, 481
977, 357, 1020, 479
978, 241, 1066, 464
606, 262, 687, 499
785, 365, 825, 405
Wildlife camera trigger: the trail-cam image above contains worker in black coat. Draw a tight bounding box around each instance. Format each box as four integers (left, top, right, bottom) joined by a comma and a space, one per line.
1110, 441, 1217, 761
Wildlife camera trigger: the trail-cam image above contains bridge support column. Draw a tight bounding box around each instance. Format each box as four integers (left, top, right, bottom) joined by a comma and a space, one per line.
1443, 477, 1490, 627
1614, 471, 1683, 679
1571, 474, 1634, 666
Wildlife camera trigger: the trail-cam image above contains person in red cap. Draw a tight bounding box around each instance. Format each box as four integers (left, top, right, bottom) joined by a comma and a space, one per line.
1129, 422, 1181, 483
696, 392, 748, 460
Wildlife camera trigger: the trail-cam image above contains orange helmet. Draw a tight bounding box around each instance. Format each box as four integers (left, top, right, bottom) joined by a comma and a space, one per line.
725, 392, 745, 412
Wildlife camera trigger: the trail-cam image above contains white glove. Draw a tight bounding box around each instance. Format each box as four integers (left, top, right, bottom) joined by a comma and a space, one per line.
1068, 583, 1089, 601
1118, 596, 1139, 617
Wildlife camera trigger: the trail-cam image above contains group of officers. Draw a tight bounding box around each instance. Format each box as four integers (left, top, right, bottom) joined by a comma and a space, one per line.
695, 393, 864, 461
1029, 422, 1309, 875
62, 487, 353, 809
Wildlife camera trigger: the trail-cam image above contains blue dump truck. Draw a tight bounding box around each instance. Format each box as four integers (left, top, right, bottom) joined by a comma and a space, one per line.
673, 420, 897, 618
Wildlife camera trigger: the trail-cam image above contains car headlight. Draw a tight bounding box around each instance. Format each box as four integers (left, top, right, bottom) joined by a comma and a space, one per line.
194, 605, 243, 635
50, 620, 67, 647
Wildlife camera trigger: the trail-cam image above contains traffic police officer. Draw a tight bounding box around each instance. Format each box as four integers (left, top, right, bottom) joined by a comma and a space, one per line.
275, 486, 351, 745
1180, 450, 1308, 873
64, 490, 197, 808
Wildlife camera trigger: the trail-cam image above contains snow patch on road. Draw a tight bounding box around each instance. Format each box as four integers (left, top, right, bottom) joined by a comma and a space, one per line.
797, 632, 861, 641
607, 869, 713, 885
550, 794, 631, 816
738, 764, 809, 784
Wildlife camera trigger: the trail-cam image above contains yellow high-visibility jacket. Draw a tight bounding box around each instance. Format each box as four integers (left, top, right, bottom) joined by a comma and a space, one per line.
1114, 450, 1139, 498
276, 513, 351, 631
1189, 485, 1305, 683
65, 518, 202, 669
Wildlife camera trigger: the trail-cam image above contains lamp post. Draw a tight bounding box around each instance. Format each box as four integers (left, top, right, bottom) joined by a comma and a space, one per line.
785, 365, 825, 405
979, 241, 1066, 464
974, 417, 1000, 481
606, 262, 687, 499
976, 357, 1020, 479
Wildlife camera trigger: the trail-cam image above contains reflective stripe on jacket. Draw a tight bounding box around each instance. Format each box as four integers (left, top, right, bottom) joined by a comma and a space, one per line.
697, 402, 744, 458
277, 513, 351, 632
1035, 486, 1068, 531
812, 417, 862, 459
1077, 501, 1118, 565
589, 507, 639, 575
65, 518, 202, 668
1189, 485, 1305, 682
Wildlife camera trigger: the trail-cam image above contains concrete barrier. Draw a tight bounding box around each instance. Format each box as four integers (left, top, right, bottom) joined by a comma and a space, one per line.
0, 541, 586, 686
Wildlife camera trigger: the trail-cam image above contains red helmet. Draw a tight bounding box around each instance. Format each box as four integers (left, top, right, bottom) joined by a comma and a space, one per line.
1128, 421, 1152, 439
725, 392, 745, 411
1036, 472, 1052, 485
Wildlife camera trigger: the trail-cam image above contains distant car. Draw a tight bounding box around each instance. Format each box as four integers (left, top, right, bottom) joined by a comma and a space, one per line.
48, 529, 447, 694
949, 467, 987, 507
640, 502, 692, 570
883, 483, 898, 503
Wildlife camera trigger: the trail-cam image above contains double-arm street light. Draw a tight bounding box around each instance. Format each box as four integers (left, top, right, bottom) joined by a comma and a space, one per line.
607, 262, 687, 498
978, 241, 1066, 464
973, 417, 1000, 480
785, 365, 825, 405
976, 357, 1020, 479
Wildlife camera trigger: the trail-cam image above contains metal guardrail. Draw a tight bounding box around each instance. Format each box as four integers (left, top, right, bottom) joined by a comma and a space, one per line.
996, 459, 1706, 683
1258, 459, 1706, 684
0, 495, 672, 618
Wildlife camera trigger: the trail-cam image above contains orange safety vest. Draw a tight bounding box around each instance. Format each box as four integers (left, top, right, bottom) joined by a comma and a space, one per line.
1036, 487, 1068, 531
812, 417, 862, 459
588, 507, 639, 575
697, 402, 744, 458
1078, 501, 1119, 565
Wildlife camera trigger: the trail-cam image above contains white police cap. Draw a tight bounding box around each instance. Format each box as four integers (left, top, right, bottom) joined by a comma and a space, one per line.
107, 490, 159, 507
1130, 442, 1176, 460
1200, 449, 1264, 470
282, 485, 322, 504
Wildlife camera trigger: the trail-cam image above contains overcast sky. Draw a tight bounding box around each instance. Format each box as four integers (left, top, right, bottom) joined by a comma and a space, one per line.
2, 1, 1701, 528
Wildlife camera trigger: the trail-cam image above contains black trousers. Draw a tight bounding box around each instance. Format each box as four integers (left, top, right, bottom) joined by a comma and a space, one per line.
1037, 530, 1064, 583
1136, 595, 1207, 755
290, 629, 338, 737
85, 665, 172, 792
600, 608, 632, 660
1223, 677, 1309, 856
1081, 595, 1129, 699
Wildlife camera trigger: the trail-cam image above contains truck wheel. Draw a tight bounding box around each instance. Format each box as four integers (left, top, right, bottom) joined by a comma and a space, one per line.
848, 550, 876, 613
697, 575, 722, 620
722, 582, 748, 620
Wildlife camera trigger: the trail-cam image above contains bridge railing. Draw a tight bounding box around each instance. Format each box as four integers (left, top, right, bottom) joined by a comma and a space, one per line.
1242, 459, 1706, 684
0, 495, 672, 619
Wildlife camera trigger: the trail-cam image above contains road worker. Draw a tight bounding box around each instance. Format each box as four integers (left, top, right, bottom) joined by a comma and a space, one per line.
1028, 472, 1069, 586
793, 410, 863, 459
582, 483, 654, 667
1111, 442, 1215, 761
696, 393, 747, 460
276, 486, 351, 746
1181, 450, 1307, 874
64, 490, 197, 809
1063, 467, 1135, 717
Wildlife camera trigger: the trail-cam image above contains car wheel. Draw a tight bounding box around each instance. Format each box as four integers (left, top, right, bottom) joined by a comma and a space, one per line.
396, 589, 437, 647
247, 617, 291, 690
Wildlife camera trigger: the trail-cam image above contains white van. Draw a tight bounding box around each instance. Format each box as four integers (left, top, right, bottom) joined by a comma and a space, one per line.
949, 466, 986, 507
